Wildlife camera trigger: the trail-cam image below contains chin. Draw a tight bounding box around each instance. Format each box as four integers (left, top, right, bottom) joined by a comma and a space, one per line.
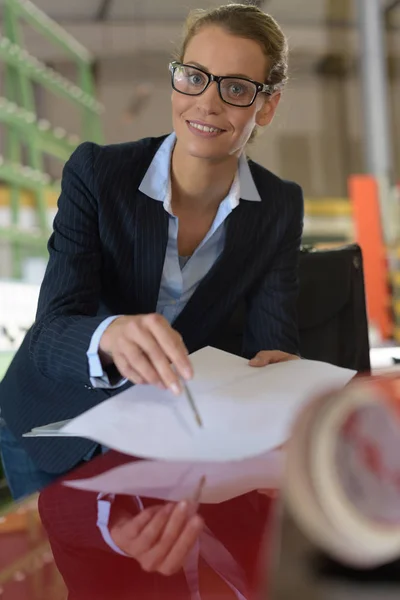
186, 144, 226, 161
177, 131, 232, 161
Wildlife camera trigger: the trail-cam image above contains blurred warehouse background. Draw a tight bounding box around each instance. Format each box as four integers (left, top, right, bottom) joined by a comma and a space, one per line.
0, 0, 399, 372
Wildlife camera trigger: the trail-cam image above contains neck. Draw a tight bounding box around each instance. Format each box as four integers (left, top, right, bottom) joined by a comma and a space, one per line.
171, 140, 239, 213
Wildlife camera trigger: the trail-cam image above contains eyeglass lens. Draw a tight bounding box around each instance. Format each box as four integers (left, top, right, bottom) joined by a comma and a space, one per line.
173, 64, 257, 107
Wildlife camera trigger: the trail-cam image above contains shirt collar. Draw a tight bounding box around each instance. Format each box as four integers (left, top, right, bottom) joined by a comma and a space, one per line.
138, 132, 261, 206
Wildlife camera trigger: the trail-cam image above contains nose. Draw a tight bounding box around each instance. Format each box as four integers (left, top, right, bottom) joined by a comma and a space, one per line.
196, 81, 223, 115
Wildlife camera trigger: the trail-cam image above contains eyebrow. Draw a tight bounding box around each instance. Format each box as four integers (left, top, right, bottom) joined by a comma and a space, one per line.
186, 61, 253, 80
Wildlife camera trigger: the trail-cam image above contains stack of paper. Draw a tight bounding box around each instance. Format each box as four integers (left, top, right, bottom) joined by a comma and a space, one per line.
65, 450, 284, 504
25, 347, 355, 462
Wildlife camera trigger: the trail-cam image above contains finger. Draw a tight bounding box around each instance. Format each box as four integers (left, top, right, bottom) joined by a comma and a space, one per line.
249, 352, 274, 367
111, 505, 161, 551
157, 515, 204, 576
145, 315, 193, 382
139, 500, 196, 572
129, 327, 184, 395
116, 505, 162, 537
129, 502, 175, 557
249, 351, 296, 367
113, 352, 145, 384
118, 339, 164, 387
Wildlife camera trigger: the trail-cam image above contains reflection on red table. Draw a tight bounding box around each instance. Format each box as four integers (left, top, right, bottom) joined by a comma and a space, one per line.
0, 497, 66, 599
37, 451, 274, 599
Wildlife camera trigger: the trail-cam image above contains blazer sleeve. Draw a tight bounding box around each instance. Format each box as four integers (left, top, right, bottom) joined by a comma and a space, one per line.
29, 142, 109, 384
243, 182, 304, 358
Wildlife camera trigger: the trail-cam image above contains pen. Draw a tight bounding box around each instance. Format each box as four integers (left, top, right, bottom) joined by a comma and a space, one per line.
182, 379, 203, 427
192, 475, 206, 504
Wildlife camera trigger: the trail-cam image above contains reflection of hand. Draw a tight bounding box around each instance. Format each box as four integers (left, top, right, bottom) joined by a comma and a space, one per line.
110, 501, 203, 575
249, 350, 299, 367
99, 314, 193, 393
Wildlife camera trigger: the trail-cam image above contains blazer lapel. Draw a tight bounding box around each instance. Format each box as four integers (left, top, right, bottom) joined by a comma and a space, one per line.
173, 198, 276, 350
132, 191, 169, 314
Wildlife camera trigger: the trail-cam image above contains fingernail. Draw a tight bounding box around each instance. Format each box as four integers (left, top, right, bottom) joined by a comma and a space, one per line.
190, 515, 202, 528
183, 368, 192, 380
170, 382, 181, 396
177, 500, 187, 512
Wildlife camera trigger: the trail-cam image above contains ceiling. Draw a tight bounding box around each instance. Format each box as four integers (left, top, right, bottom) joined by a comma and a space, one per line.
0, 0, 399, 63
0, 0, 398, 26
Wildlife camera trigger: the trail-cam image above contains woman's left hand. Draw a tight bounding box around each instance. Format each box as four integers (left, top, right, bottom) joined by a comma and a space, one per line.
249, 350, 300, 367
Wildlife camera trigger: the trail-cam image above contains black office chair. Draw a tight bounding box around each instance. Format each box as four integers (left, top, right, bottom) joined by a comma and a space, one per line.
213, 244, 371, 373
297, 244, 370, 372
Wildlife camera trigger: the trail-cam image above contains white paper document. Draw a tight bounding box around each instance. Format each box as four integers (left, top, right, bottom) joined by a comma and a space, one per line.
25, 347, 355, 461
65, 450, 284, 504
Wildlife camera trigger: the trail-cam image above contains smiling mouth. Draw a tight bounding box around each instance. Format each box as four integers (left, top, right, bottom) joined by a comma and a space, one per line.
186, 120, 225, 135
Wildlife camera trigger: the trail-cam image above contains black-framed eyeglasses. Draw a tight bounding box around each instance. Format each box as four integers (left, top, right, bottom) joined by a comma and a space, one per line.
169, 61, 275, 108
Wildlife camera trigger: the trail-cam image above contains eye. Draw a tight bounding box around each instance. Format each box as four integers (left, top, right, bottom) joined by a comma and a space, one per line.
187, 71, 206, 87
228, 83, 245, 96
222, 79, 255, 101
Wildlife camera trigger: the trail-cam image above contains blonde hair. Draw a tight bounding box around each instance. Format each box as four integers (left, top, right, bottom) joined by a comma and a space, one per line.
178, 3, 289, 92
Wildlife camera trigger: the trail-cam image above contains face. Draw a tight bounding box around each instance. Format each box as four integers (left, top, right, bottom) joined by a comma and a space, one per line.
171, 25, 281, 162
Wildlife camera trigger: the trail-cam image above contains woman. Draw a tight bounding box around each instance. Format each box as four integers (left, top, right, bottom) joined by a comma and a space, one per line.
0, 1, 303, 514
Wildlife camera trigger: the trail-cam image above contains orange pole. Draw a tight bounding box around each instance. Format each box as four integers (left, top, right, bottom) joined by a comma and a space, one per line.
349, 175, 392, 340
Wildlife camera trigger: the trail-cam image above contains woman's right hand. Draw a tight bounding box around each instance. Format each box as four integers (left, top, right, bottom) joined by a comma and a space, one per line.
99, 314, 193, 394
110, 501, 203, 576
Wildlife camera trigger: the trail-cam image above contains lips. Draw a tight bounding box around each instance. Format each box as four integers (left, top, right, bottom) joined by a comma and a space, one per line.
186, 120, 225, 136
186, 120, 225, 132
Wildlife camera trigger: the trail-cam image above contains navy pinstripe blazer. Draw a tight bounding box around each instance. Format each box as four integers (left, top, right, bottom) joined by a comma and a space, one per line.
0, 135, 303, 473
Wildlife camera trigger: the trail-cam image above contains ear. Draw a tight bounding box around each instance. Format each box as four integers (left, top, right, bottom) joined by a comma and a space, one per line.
255, 92, 281, 127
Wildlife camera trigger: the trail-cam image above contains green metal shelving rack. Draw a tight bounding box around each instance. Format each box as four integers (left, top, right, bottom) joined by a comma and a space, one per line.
0, 0, 104, 277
